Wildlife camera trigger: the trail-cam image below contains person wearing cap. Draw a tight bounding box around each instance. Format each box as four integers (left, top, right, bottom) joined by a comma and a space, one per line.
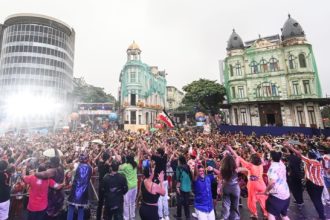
67, 154, 92, 220
0, 160, 10, 220
284, 143, 326, 220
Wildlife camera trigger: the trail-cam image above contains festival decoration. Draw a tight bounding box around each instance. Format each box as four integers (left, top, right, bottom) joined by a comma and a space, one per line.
108, 112, 118, 121
195, 112, 206, 122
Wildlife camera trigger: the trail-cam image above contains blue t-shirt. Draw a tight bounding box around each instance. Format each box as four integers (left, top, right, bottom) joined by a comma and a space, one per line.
194, 174, 214, 213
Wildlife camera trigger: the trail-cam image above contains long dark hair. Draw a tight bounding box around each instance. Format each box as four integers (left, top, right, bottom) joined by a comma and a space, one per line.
250, 153, 262, 166
126, 155, 137, 169
220, 155, 237, 182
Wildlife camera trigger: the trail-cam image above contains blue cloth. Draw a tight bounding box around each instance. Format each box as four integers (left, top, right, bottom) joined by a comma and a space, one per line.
218, 125, 330, 137
68, 163, 92, 206
67, 205, 84, 220
193, 174, 214, 213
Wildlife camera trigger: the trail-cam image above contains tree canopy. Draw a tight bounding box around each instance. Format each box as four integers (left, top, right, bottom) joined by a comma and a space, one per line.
321, 106, 330, 119
181, 78, 226, 114
72, 77, 115, 103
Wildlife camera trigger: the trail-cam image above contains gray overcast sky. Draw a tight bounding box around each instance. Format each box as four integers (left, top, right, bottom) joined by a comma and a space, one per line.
1, 0, 330, 97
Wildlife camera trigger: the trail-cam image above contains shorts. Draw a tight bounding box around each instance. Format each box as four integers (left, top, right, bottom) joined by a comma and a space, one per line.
266, 195, 290, 217
0, 200, 10, 220
324, 176, 330, 188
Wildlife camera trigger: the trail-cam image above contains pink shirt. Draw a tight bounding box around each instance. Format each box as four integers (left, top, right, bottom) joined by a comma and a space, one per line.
23, 175, 57, 211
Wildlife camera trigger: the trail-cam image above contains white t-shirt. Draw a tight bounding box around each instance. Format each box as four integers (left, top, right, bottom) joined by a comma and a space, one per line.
323, 154, 330, 178
267, 161, 290, 200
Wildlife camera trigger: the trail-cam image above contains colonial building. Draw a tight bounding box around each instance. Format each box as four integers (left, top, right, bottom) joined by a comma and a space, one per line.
166, 86, 184, 110
222, 15, 328, 128
119, 41, 167, 131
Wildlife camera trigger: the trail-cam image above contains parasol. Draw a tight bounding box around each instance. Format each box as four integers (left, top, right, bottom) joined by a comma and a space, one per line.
43, 148, 63, 157
91, 139, 104, 145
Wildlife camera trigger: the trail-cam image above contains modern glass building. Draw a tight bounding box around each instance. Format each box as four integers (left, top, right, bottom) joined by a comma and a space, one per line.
0, 13, 75, 129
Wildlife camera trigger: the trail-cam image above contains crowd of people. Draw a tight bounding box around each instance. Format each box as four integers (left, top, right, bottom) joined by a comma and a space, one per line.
0, 126, 330, 220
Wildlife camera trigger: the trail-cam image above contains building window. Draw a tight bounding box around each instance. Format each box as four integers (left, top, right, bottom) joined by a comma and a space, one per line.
288, 54, 295, 69
138, 114, 142, 124
260, 58, 268, 72
129, 69, 136, 83
262, 83, 272, 97
292, 81, 300, 95
303, 80, 311, 94
130, 93, 136, 106
256, 86, 261, 97
238, 86, 245, 98
234, 108, 238, 125
307, 106, 316, 126
130, 110, 136, 124
250, 61, 258, 74
235, 62, 242, 76
269, 57, 279, 72
299, 53, 307, 68
229, 64, 234, 77
241, 108, 247, 124
271, 84, 278, 96
296, 106, 305, 126
256, 82, 278, 97
231, 87, 236, 99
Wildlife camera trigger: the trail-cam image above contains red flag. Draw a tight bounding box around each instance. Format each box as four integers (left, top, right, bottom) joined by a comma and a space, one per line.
158, 110, 175, 128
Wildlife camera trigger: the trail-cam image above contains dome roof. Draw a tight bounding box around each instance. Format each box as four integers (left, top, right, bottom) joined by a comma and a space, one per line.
227, 29, 244, 51
127, 41, 141, 51
281, 14, 305, 40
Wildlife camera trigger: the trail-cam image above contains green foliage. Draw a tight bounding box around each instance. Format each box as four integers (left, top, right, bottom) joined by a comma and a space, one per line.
73, 78, 115, 103
182, 78, 226, 114
321, 106, 330, 119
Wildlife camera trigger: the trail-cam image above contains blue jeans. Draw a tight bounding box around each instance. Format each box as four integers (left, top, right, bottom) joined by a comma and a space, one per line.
67, 205, 84, 220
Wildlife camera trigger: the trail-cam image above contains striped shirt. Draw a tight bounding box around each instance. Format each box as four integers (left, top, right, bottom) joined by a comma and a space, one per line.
301, 156, 324, 186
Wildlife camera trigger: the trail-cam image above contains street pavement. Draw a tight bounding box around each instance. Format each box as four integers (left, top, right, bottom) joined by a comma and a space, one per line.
133, 192, 330, 220
20, 192, 330, 219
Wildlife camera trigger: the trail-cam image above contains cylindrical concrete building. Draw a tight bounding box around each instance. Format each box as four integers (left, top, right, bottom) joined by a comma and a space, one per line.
0, 13, 75, 129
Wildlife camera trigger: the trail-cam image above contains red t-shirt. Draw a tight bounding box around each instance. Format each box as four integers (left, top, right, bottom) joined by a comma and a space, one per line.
23, 175, 57, 211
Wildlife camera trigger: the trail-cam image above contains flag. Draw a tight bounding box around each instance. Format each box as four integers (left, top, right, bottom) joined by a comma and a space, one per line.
158, 110, 175, 128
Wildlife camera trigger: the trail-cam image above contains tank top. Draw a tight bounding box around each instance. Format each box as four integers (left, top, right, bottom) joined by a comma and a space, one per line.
141, 180, 160, 204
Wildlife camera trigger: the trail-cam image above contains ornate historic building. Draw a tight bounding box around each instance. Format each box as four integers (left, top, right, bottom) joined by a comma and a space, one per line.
119, 41, 167, 131
166, 86, 184, 110
223, 15, 327, 128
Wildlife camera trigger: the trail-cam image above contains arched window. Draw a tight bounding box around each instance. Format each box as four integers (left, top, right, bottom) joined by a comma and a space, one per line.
288, 54, 295, 69
229, 64, 234, 77
299, 53, 306, 68
250, 61, 258, 74
256, 85, 261, 97
260, 58, 268, 72
256, 82, 279, 97
235, 62, 242, 76
269, 57, 279, 72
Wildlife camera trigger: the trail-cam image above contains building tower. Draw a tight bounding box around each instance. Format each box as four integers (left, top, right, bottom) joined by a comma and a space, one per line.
0, 13, 75, 129
119, 41, 167, 131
